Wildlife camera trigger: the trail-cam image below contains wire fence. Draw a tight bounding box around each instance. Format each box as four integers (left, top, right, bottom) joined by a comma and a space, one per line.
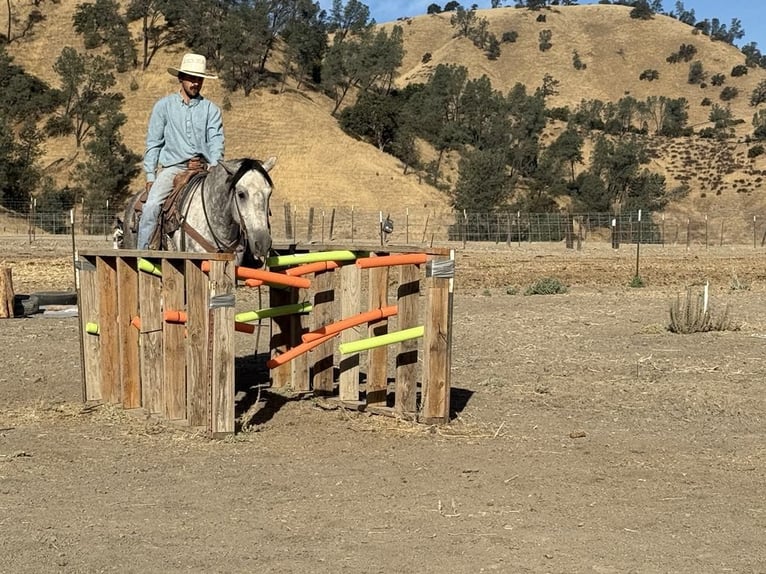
2, 203, 766, 248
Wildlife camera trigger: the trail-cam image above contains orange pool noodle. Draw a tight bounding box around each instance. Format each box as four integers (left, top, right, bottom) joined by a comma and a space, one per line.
201, 261, 310, 288
266, 333, 337, 369
355, 253, 427, 269
301, 305, 398, 343
285, 260, 340, 277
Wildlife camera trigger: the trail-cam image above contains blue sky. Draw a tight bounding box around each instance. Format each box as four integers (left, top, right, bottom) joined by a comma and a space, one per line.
317, 1, 766, 49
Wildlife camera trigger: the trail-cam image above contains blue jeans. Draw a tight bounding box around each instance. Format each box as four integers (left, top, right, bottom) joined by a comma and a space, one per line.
137, 165, 186, 250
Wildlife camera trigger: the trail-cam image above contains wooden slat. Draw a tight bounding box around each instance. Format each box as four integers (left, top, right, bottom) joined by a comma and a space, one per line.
185, 261, 209, 427
117, 257, 140, 409
421, 260, 452, 424
138, 261, 163, 414
269, 285, 294, 389
97, 257, 120, 404
208, 259, 236, 437
162, 259, 186, 420
290, 286, 311, 392
395, 263, 420, 414
80, 255, 101, 401
366, 266, 389, 406
338, 264, 360, 401
311, 268, 335, 395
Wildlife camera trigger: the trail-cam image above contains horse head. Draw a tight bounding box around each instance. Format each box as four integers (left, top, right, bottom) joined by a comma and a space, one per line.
218, 157, 276, 259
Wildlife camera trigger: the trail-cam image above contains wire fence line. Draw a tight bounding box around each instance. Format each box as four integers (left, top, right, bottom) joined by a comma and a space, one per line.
2, 204, 766, 248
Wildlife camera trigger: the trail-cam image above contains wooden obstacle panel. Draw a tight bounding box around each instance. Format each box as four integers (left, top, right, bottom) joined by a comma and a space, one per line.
266, 246, 454, 424
76, 250, 236, 436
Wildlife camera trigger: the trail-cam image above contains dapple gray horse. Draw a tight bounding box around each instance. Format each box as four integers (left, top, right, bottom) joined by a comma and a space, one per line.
120, 157, 276, 263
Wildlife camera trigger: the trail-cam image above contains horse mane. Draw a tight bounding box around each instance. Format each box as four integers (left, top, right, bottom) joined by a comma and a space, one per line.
229, 158, 274, 189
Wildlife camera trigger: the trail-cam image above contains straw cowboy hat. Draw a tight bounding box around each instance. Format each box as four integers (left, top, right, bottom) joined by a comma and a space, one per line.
167, 53, 218, 79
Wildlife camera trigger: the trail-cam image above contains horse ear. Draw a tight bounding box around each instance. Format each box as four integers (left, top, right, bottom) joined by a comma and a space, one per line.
262, 156, 277, 172
219, 161, 236, 175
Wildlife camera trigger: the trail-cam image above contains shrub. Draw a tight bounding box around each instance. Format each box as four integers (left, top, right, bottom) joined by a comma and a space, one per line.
668, 286, 739, 334
639, 69, 659, 81
731, 64, 748, 77
629, 275, 645, 288
748, 144, 764, 158
501, 30, 518, 43
539, 29, 552, 52
711, 73, 726, 86
421, 52, 432, 64
524, 277, 568, 296
573, 50, 586, 70
688, 61, 705, 84
720, 86, 738, 101
701, 97, 712, 106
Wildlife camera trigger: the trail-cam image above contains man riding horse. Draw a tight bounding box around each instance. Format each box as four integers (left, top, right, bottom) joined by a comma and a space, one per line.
138, 53, 224, 250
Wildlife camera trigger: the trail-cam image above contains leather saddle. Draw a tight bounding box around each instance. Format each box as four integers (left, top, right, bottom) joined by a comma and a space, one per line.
130, 164, 208, 250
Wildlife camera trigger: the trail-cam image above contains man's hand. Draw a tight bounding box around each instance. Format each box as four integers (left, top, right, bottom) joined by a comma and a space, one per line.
187, 158, 203, 171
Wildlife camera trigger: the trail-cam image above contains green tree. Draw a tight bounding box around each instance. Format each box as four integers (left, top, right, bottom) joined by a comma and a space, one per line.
3, 0, 45, 43
329, 0, 372, 44
753, 109, 766, 139
48, 47, 122, 147
672, 1, 695, 25
165, 0, 229, 66
218, 2, 270, 95
629, 0, 653, 20
0, 115, 43, 211
126, 0, 181, 71
73, 0, 136, 72
73, 111, 141, 210
548, 126, 583, 183
452, 147, 511, 212
338, 90, 399, 150
281, 0, 328, 89
450, 6, 478, 38
322, 25, 404, 114
0, 45, 59, 122
750, 80, 766, 106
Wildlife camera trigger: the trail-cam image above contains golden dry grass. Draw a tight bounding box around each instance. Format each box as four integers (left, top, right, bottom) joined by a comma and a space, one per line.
3, 3, 766, 224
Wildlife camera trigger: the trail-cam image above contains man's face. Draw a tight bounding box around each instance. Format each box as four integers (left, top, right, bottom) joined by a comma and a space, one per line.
179, 73, 204, 98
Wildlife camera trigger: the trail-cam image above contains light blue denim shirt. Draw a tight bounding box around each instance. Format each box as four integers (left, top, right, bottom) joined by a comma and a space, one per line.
143, 91, 224, 183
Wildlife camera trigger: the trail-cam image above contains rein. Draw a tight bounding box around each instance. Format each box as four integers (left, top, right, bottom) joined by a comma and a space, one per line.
181, 171, 244, 253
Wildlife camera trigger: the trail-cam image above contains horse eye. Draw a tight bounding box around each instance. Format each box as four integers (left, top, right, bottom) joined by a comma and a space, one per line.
237, 191, 246, 199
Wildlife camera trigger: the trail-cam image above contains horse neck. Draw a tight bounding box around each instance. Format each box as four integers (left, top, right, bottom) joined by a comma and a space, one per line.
194, 177, 240, 245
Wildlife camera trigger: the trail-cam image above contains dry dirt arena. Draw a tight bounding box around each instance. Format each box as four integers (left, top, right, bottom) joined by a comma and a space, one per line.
1, 236, 765, 574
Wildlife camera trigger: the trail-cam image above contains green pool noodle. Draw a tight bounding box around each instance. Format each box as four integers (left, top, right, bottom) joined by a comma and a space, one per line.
338, 326, 424, 355
266, 250, 361, 268
138, 258, 162, 276
235, 302, 313, 322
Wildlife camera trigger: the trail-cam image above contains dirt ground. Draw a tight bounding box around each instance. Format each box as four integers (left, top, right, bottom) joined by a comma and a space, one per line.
1, 236, 764, 574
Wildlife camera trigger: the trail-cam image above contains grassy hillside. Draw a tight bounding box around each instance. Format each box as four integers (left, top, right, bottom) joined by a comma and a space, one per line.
4, 2, 766, 238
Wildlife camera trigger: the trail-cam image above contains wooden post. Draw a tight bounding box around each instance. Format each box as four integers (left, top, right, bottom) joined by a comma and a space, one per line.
367, 266, 389, 405
339, 264, 361, 402
162, 259, 186, 420
395, 263, 420, 415
97, 256, 120, 404
185, 260, 210, 427
117, 257, 140, 409
208, 259, 236, 437
79, 256, 101, 401
270, 285, 296, 390
0, 267, 14, 318
422, 252, 454, 424
312, 268, 335, 395
138, 258, 163, 414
